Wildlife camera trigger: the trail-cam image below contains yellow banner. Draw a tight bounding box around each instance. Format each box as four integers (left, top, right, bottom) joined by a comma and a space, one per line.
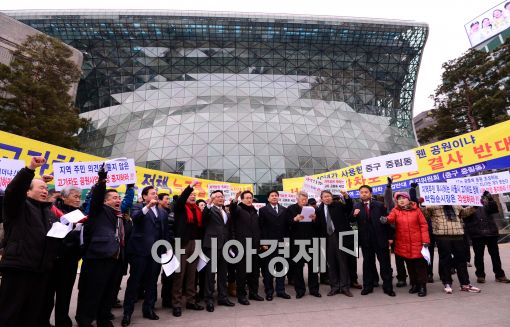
283, 120, 510, 194
0, 131, 253, 199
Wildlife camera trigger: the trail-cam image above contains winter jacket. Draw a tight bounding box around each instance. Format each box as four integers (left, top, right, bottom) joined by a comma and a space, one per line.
230, 201, 260, 248
387, 202, 430, 259
463, 199, 499, 238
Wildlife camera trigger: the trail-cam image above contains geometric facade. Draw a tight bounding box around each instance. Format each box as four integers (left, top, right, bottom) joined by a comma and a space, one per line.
7, 10, 428, 193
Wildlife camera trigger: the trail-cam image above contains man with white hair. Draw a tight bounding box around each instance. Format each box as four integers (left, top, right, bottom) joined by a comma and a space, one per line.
0, 156, 60, 326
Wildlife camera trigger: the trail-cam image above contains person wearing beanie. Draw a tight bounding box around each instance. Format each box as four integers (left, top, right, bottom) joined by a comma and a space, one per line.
383, 192, 430, 297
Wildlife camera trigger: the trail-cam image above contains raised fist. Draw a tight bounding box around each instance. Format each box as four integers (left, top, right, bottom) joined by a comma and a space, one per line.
29, 156, 46, 170
98, 164, 107, 181
190, 179, 199, 188
353, 208, 361, 217
41, 175, 54, 183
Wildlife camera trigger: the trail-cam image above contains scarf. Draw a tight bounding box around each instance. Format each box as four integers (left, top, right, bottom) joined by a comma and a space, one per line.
443, 205, 457, 221
185, 202, 202, 227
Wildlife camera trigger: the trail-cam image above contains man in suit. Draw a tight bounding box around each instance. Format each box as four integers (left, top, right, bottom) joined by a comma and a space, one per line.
202, 190, 236, 312
352, 185, 395, 296
286, 191, 321, 299
316, 190, 354, 297
76, 166, 124, 327
121, 186, 169, 326
230, 190, 264, 305
259, 190, 291, 301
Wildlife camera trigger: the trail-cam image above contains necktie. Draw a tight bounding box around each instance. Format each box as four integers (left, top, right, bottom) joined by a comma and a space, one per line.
364, 202, 370, 219
273, 205, 278, 214
326, 205, 335, 235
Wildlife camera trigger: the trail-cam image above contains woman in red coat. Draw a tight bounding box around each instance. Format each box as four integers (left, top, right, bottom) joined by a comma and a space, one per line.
386, 192, 430, 297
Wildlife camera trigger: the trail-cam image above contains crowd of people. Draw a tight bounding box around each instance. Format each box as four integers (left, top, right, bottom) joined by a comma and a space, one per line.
0, 156, 508, 327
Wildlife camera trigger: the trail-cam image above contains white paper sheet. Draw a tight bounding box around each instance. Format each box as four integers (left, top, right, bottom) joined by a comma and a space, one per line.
300, 206, 315, 222
47, 222, 73, 239
197, 256, 209, 272
61, 209, 86, 224
161, 251, 180, 277
421, 246, 431, 265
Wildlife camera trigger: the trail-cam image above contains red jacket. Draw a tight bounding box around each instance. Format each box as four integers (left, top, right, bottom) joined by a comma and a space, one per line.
387, 202, 430, 259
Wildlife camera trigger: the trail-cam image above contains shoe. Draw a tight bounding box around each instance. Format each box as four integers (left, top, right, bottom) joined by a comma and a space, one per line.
384, 290, 396, 297
351, 282, 362, 289
143, 310, 159, 320
341, 289, 354, 297
249, 293, 264, 301
121, 315, 131, 327
276, 293, 291, 299
361, 289, 373, 295
396, 280, 407, 288
206, 303, 215, 312
228, 282, 237, 297
327, 289, 339, 296
427, 275, 434, 283
266, 294, 273, 301
409, 284, 419, 294
238, 298, 250, 305
417, 284, 427, 297
296, 292, 305, 299
310, 292, 322, 298
186, 302, 204, 311
467, 262, 472, 267
477, 277, 486, 283
444, 284, 453, 294
460, 284, 481, 293
113, 299, 122, 309
218, 299, 235, 306
172, 307, 182, 317
496, 276, 510, 283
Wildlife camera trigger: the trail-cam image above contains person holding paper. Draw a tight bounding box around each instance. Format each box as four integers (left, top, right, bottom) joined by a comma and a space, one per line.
121, 185, 170, 326
230, 190, 264, 305
286, 191, 321, 299
76, 165, 124, 327
158, 192, 176, 309
424, 204, 480, 294
259, 190, 291, 301
352, 185, 395, 297
202, 190, 235, 312
170, 180, 205, 317
383, 192, 430, 297
0, 156, 60, 327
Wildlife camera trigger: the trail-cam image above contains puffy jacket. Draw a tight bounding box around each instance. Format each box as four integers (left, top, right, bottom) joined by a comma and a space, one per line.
0, 167, 59, 272
387, 202, 430, 259
463, 199, 499, 238
230, 201, 260, 248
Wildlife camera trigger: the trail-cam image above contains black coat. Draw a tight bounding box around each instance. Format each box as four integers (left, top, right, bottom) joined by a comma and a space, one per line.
173, 186, 202, 245
286, 203, 318, 240
230, 201, 260, 248
127, 202, 169, 257
0, 167, 59, 272
352, 200, 393, 249
202, 205, 231, 249
82, 181, 121, 259
259, 204, 288, 241
464, 200, 499, 238
316, 198, 354, 237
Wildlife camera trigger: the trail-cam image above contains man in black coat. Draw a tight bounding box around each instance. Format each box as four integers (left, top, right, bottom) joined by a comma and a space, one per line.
286, 191, 321, 298
258, 190, 291, 301
158, 192, 175, 308
230, 190, 264, 305
121, 185, 169, 326
316, 190, 354, 297
352, 185, 395, 296
202, 189, 235, 312
0, 156, 59, 327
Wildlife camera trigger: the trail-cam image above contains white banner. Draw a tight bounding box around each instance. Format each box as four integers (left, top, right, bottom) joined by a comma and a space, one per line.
253, 203, 265, 212
207, 184, 235, 201
446, 171, 510, 194
278, 191, 297, 208
302, 176, 324, 200
323, 178, 347, 195
361, 150, 418, 178
0, 158, 25, 191
53, 159, 137, 191
419, 183, 483, 207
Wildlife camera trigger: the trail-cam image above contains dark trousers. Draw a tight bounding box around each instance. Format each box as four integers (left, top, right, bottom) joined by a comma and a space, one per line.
236, 250, 260, 299
172, 240, 198, 307
161, 273, 174, 306
122, 255, 160, 316
292, 244, 319, 295
404, 258, 428, 285
361, 243, 393, 292
111, 259, 127, 306
203, 247, 229, 304
227, 262, 236, 284
436, 237, 470, 286
261, 251, 286, 296
463, 231, 471, 262
76, 258, 118, 327
327, 233, 350, 291
472, 236, 506, 279
42, 257, 79, 327
0, 269, 50, 327
348, 252, 359, 283
395, 254, 408, 282
428, 237, 436, 277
